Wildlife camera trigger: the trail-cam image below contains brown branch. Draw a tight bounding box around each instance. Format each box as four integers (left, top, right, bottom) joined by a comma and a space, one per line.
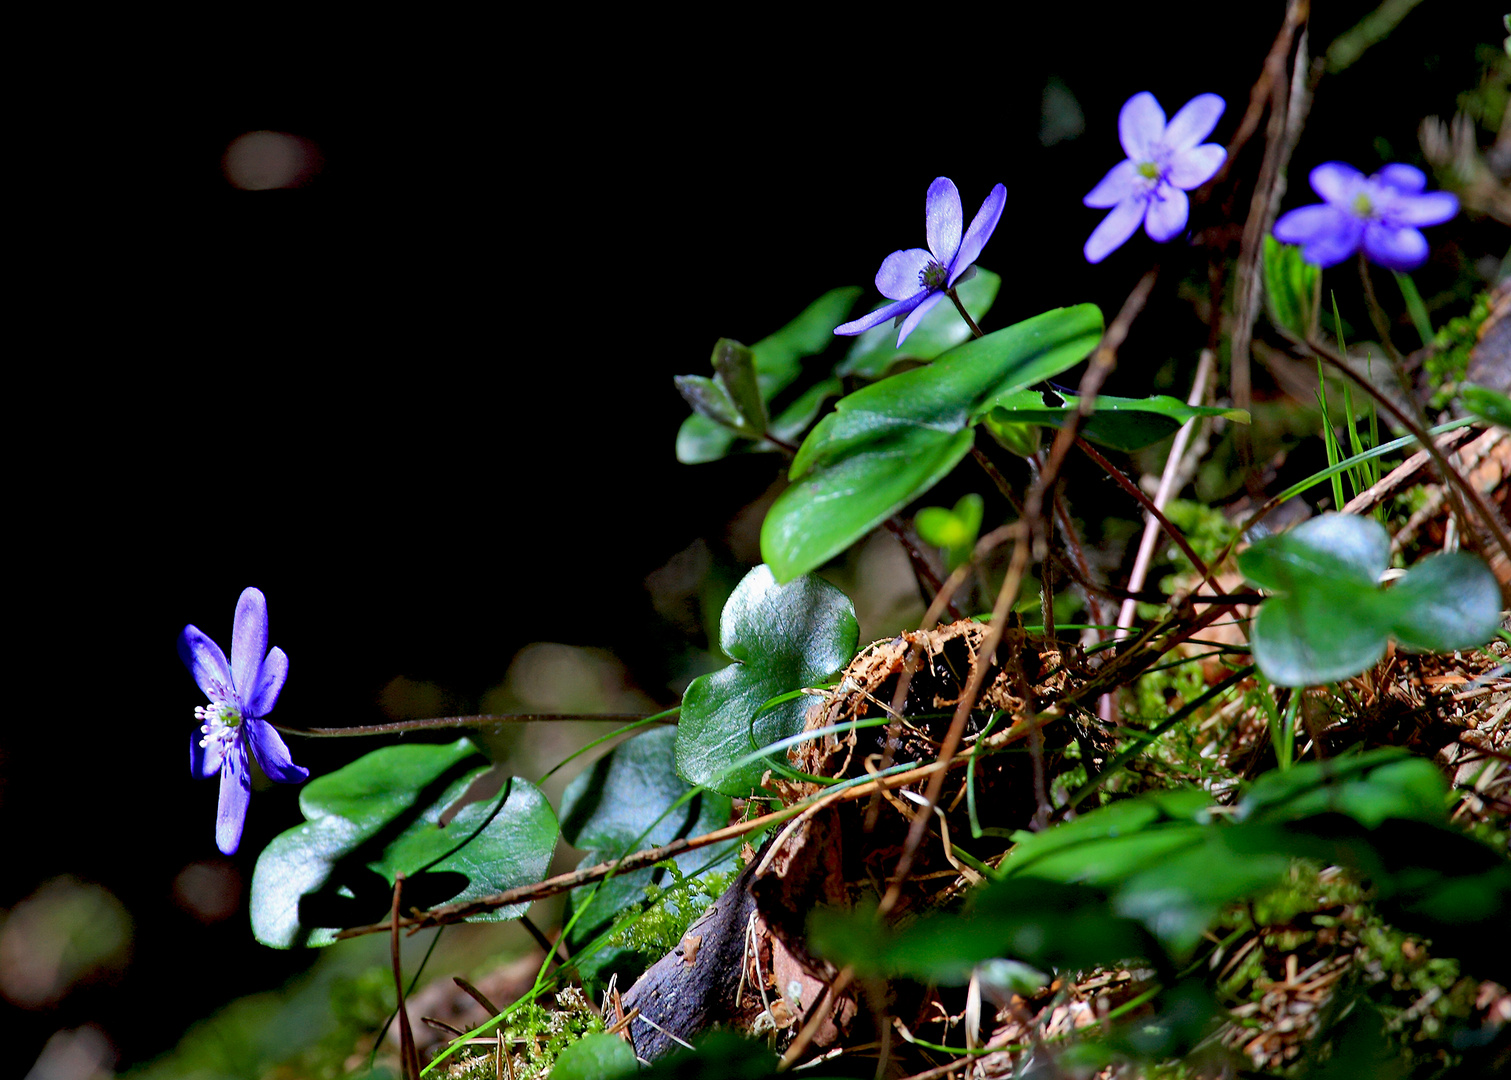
278, 713, 658, 738
876, 271, 1159, 919
1074, 436, 1212, 581
391, 875, 420, 1080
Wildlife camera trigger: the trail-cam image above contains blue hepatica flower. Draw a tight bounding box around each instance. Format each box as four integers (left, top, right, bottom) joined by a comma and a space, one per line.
1271, 163, 1458, 271
1083, 91, 1227, 263
179, 587, 307, 855
835, 176, 1007, 348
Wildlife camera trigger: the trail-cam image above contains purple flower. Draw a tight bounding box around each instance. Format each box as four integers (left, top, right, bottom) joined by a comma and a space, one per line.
1271, 163, 1458, 271
179, 587, 307, 855
1083, 91, 1227, 263
835, 176, 1007, 347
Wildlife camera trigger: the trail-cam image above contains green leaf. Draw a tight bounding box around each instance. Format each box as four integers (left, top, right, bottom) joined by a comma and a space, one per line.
1383, 552, 1505, 652
675, 566, 858, 796
987, 389, 1250, 453
674, 374, 746, 432
1239, 514, 1503, 687
811, 879, 1165, 984
560, 727, 734, 960
1462, 383, 1511, 429
250, 739, 558, 948
1237, 750, 1447, 828
1262, 235, 1320, 339
761, 304, 1104, 582
633, 1031, 793, 1080
768, 377, 843, 446
837, 269, 1002, 379
675, 287, 860, 465
549, 1031, 639, 1079
915, 493, 983, 572
673, 338, 766, 439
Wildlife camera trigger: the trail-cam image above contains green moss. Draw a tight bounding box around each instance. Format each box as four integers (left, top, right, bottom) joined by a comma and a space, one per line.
1426, 289, 1492, 407
446, 986, 604, 1080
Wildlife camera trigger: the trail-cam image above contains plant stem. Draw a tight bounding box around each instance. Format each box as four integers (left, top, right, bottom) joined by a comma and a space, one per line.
947, 287, 984, 338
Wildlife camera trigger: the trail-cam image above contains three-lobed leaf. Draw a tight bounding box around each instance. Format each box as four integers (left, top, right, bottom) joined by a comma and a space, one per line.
1238, 514, 1502, 687
675, 566, 858, 796
250, 739, 558, 948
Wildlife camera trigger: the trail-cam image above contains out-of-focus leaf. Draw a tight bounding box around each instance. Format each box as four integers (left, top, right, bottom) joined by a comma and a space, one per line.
811, 879, 1166, 984
1462, 384, 1510, 429
675, 566, 857, 796
915, 493, 983, 572
1262, 235, 1320, 339
676, 288, 860, 464
550, 1031, 639, 1079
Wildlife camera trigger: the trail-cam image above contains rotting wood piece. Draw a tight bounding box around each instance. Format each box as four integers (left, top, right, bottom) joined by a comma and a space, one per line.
621, 859, 759, 1060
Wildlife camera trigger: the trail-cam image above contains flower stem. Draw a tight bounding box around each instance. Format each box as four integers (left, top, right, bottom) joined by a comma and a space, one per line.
946, 288, 983, 338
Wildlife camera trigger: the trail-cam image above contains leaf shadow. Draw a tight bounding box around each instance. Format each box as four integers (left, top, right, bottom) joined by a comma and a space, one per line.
290, 754, 489, 946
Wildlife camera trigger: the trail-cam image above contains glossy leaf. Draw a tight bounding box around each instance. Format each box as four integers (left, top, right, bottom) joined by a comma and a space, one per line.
987, 389, 1250, 452
560, 727, 734, 968
837, 269, 1002, 379
250, 739, 558, 948
1239, 514, 1502, 687
676, 287, 860, 464
675, 566, 858, 796
762, 304, 1104, 582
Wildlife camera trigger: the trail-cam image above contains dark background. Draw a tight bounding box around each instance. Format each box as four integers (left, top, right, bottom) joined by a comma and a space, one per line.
11, 2, 1500, 1069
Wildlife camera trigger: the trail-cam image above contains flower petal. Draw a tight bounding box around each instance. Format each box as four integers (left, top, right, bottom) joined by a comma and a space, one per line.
925, 177, 963, 267
1387, 190, 1458, 228
1144, 188, 1190, 242
1273, 204, 1346, 244
1084, 159, 1139, 208
895, 290, 946, 347
246, 645, 288, 718
1118, 92, 1166, 161
1362, 223, 1428, 271
835, 294, 925, 336
217, 747, 252, 855
1166, 144, 1226, 189
1084, 198, 1146, 264
247, 717, 309, 784
192, 728, 223, 779
230, 588, 270, 701
1309, 162, 1364, 206
875, 248, 936, 300
1301, 215, 1366, 267
949, 183, 1006, 285
178, 624, 235, 705
1375, 163, 1426, 193
1163, 93, 1225, 151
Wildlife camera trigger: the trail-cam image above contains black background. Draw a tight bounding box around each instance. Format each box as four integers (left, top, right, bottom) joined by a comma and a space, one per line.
11, 2, 1498, 1068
